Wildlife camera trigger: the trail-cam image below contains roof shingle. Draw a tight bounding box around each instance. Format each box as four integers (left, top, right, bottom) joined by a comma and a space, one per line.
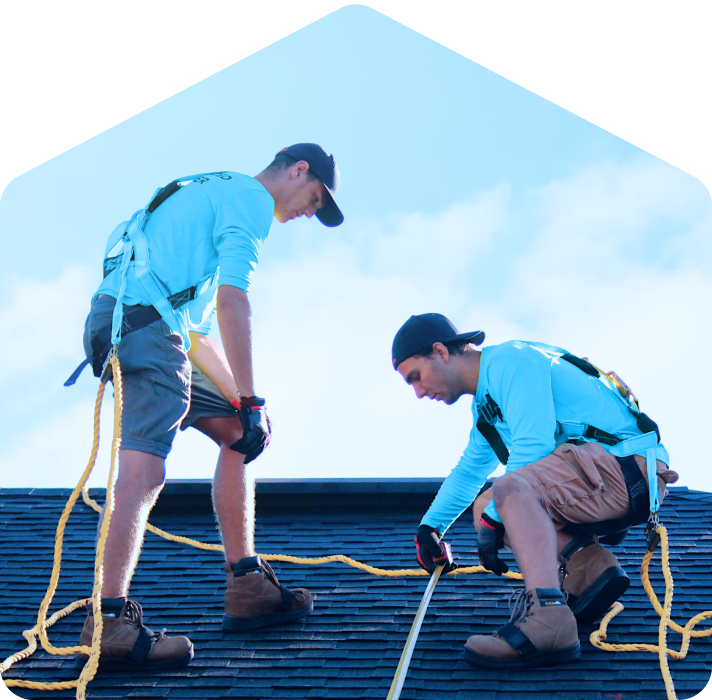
1, 480, 711, 699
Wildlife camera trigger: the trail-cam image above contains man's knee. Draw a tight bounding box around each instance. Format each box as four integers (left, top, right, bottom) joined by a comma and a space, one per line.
194, 416, 244, 449
492, 471, 535, 507
118, 449, 166, 494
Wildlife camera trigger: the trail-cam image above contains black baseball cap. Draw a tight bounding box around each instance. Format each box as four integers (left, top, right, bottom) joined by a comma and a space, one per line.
392, 313, 485, 370
277, 143, 344, 227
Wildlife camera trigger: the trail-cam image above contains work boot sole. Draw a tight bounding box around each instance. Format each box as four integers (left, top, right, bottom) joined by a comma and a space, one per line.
463, 640, 581, 669
74, 648, 194, 672
222, 601, 314, 631
567, 566, 630, 624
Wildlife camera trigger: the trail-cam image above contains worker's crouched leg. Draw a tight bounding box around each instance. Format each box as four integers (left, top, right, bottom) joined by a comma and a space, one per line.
495, 443, 639, 623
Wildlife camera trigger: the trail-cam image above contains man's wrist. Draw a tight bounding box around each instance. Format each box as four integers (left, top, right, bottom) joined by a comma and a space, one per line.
241, 396, 265, 407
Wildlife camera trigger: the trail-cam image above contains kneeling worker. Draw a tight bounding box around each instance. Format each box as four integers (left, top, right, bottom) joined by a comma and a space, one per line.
391, 313, 678, 669
66, 145, 344, 669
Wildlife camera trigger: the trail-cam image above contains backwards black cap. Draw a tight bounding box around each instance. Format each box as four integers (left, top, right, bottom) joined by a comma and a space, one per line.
277, 143, 343, 227
392, 313, 485, 370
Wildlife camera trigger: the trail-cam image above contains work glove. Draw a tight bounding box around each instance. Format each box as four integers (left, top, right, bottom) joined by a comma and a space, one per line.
477, 513, 508, 575
230, 396, 271, 464
415, 524, 457, 574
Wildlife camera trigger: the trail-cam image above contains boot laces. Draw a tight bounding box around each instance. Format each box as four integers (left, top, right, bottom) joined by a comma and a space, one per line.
260, 559, 306, 603
122, 600, 162, 640
122, 600, 145, 628
506, 588, 534, 625
260, 559, 282, 589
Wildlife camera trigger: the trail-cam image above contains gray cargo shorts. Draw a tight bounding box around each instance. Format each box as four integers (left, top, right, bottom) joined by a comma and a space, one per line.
84, 295, 239, 458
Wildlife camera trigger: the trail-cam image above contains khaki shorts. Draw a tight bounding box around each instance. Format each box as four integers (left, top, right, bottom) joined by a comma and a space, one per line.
83, 296, 239, 458
476, 441, 679, 529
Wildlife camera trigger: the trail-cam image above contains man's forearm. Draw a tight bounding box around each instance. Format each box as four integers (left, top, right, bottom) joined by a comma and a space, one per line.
216, 285, 256, 400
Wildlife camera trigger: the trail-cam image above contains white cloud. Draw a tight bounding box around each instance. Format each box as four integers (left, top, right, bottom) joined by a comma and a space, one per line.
0, 397, 114, 489
501, 160, 712, 490
2, 161, 710, 494
0, 266, 94, 385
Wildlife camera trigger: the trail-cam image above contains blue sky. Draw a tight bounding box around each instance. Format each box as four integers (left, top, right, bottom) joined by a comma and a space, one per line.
0, 5, 710, 492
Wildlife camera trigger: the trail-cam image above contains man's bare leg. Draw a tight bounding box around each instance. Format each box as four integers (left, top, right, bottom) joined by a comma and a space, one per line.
100, 449, 166, 598
492, 472, 560, 590
192, 416, 255, 563
474, 489, 574, 559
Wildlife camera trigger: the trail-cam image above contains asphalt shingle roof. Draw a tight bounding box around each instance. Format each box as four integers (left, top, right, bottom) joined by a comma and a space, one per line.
1, 480, 711, 700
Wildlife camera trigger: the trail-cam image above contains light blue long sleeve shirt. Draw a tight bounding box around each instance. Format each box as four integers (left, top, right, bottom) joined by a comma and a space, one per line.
94, 172, 275, 348
420, 341, 670, 536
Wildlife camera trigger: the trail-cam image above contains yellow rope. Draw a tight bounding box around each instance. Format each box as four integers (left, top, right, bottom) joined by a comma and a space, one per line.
589, 525, 712, 700
2, 354, 123, 696
3, 355, 711, 700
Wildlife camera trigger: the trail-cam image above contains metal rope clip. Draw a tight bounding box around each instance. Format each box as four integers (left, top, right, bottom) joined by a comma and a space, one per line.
100, 346, 118, 382
645, 513, 660, 552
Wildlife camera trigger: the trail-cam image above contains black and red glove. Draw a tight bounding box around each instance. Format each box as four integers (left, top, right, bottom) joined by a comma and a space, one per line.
415, 525, 457, 574
230, 396, 271, 464
477, 513, 508, 575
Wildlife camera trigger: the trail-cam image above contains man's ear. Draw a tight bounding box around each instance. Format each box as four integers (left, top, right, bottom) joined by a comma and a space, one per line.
291, 160, 310, 179
432, 342, 450, 362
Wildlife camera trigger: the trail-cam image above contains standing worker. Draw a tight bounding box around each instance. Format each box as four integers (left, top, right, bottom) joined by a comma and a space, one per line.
65, 144, 344, 670
392, 313, 678, 669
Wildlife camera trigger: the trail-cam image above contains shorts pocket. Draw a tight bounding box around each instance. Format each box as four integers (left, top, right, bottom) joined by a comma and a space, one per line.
533, 445, 602, 509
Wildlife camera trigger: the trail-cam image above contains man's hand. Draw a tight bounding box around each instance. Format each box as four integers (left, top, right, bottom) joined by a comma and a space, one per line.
230, 396, 271, 464
415, 524, 457, 574
477, 513, 508, 575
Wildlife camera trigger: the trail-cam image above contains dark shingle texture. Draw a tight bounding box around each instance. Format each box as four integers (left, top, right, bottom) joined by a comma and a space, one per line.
1, 481, 711, 700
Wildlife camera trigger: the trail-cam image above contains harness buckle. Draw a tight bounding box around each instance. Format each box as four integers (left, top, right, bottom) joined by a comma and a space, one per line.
645, 513, 660, 552
480, 394, 503, 425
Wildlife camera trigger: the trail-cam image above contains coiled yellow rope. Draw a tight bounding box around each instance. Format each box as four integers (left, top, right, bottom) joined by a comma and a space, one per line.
1, 353, 124, 696
589, 525, 712, 700
1, 354, 710, 700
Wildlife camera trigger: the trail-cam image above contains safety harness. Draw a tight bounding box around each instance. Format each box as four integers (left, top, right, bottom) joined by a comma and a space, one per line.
475, 353, 662, 542
64, 173, 222, 387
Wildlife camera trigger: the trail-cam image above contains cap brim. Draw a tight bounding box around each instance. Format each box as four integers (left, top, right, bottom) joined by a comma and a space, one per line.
316, 187, 344, 227
452, 330, 485, 346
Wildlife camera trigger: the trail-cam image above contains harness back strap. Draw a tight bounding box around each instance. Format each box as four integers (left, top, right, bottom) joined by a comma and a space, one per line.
107, 173, 217, 346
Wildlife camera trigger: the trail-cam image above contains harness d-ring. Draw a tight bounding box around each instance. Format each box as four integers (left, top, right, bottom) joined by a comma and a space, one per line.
386, 565, 444, 700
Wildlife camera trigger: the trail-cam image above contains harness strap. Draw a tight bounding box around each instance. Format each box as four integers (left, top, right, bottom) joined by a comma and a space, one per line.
64, 304, 163, 386
476, 394, 510, 465
126, 626, 154, 663
476, 415, 510, 464
475, 351, 662, 521
103, 173, 219, 347
496, 622, 536, 656
275, 585, 294, 613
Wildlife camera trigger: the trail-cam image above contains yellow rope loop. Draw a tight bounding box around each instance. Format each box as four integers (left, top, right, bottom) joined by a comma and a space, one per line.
589, 525, 712, 700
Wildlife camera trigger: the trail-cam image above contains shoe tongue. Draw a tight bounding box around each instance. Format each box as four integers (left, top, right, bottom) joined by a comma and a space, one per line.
231, 556, 262, 574
535, 588, 567, 606
101, 597, 127, 613
561, 536, 594, 561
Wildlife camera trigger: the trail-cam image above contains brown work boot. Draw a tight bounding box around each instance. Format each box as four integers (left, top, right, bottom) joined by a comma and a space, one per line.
223, 556, 314, 631
464, 588, 580, 668
560, 537, 630, 624
76, 598, 193, 670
